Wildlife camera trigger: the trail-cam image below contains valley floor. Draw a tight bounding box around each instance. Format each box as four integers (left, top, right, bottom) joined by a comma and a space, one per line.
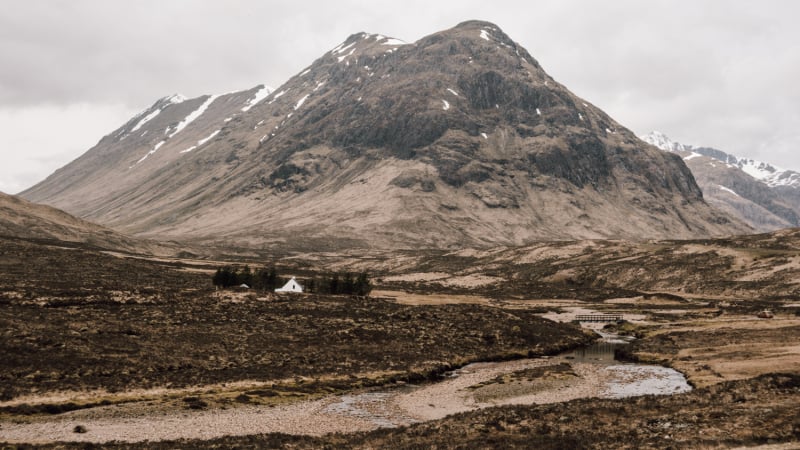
1, 234, 800, 448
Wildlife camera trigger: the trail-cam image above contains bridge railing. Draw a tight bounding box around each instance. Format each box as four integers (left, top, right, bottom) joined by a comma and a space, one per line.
574, 314, 623, 323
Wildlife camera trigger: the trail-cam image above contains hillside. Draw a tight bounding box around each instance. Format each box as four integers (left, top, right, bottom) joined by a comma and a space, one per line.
0, 192, 171, 254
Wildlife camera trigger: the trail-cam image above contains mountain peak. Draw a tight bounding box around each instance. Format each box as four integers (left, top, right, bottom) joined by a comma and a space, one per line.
438, 20, 521, 51
22, 22, 747, 249
455, 19, 501, 29
640, 131, 693, 152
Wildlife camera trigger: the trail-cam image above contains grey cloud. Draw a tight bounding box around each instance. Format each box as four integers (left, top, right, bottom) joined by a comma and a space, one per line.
1, 0, 799, 192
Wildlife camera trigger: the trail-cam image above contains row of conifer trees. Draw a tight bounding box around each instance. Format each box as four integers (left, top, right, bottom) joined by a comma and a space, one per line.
211, 266, 371, 296
211, 266, 280, 290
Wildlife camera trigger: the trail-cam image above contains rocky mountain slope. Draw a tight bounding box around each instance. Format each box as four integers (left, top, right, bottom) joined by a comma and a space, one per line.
22, 21, 747, 250
641, 131, 800, 231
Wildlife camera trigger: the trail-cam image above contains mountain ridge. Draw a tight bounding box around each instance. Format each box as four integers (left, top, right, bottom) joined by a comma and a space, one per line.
22, 21, 747, 250
641, 131, 800, 231
642, 131, 800, 189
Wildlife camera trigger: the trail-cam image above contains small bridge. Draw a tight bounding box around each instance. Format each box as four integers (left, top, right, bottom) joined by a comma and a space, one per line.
575, 314, 623, 323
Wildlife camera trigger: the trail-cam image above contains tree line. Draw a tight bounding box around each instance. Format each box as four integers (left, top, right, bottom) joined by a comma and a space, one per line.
211, 266, 372, 296
306, 272, 371, 296
212, 266, 281, 290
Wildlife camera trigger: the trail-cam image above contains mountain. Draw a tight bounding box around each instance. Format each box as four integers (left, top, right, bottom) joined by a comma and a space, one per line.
641, 131, 800, 231
22, 21, 747, 250
0, 192, 171, 254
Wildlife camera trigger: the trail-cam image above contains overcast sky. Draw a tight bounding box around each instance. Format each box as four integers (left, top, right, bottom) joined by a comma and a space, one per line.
1, 0, 798, 194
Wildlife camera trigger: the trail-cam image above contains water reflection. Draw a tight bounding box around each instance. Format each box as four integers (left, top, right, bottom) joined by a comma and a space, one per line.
562, 332, 634, 363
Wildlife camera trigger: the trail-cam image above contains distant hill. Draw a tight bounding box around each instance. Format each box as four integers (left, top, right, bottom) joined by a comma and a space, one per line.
0, 192, 172, 255
22, 21, 747, 250
641, 131, 800, 231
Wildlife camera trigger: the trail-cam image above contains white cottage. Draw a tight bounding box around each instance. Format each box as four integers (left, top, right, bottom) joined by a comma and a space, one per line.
274, 277, 303, 293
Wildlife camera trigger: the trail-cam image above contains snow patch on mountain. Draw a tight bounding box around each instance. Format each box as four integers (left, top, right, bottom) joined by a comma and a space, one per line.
179, 128, 221, 154
268, 89, 288, 105
166, 94, 186, 104
241, 86, 273, 112
294, 94, 310, 110
124, 94, 185, 137
130, 109, 161, 132
381, 38, 406, 46
168, 95, 219, 139
739, 159, 778, 180
766, 171, 800, 188
197, 129, 220, 146
718, 185, 740, 197
134, 140, 166, 166
332, 41, 356, 55
338, 48, 356, 63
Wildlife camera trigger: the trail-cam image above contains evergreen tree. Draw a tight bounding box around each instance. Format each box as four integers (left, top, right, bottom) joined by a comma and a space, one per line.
355, 271, 372, 296
211, 266, 239, 288
267, 266, 278, 290
341, 272, 355, 295
329, 273, 339, 295
239, 265, 253, 287
212, 268, 225, 287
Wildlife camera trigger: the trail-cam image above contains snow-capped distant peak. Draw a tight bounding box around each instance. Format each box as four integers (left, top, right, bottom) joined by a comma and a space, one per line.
733, 158, 800, 188
640, 131, 693, 152
738, 158, 779, 181
642, 131, 800, 189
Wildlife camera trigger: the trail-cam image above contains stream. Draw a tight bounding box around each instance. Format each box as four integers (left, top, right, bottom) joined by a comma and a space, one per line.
562, 331, 692, 398
321, 330, 692, 427
0, 332, 692, 443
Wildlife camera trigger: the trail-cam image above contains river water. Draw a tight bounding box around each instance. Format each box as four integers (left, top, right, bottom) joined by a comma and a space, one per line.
321, 331, 692, 427
562, 331, 692, 398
